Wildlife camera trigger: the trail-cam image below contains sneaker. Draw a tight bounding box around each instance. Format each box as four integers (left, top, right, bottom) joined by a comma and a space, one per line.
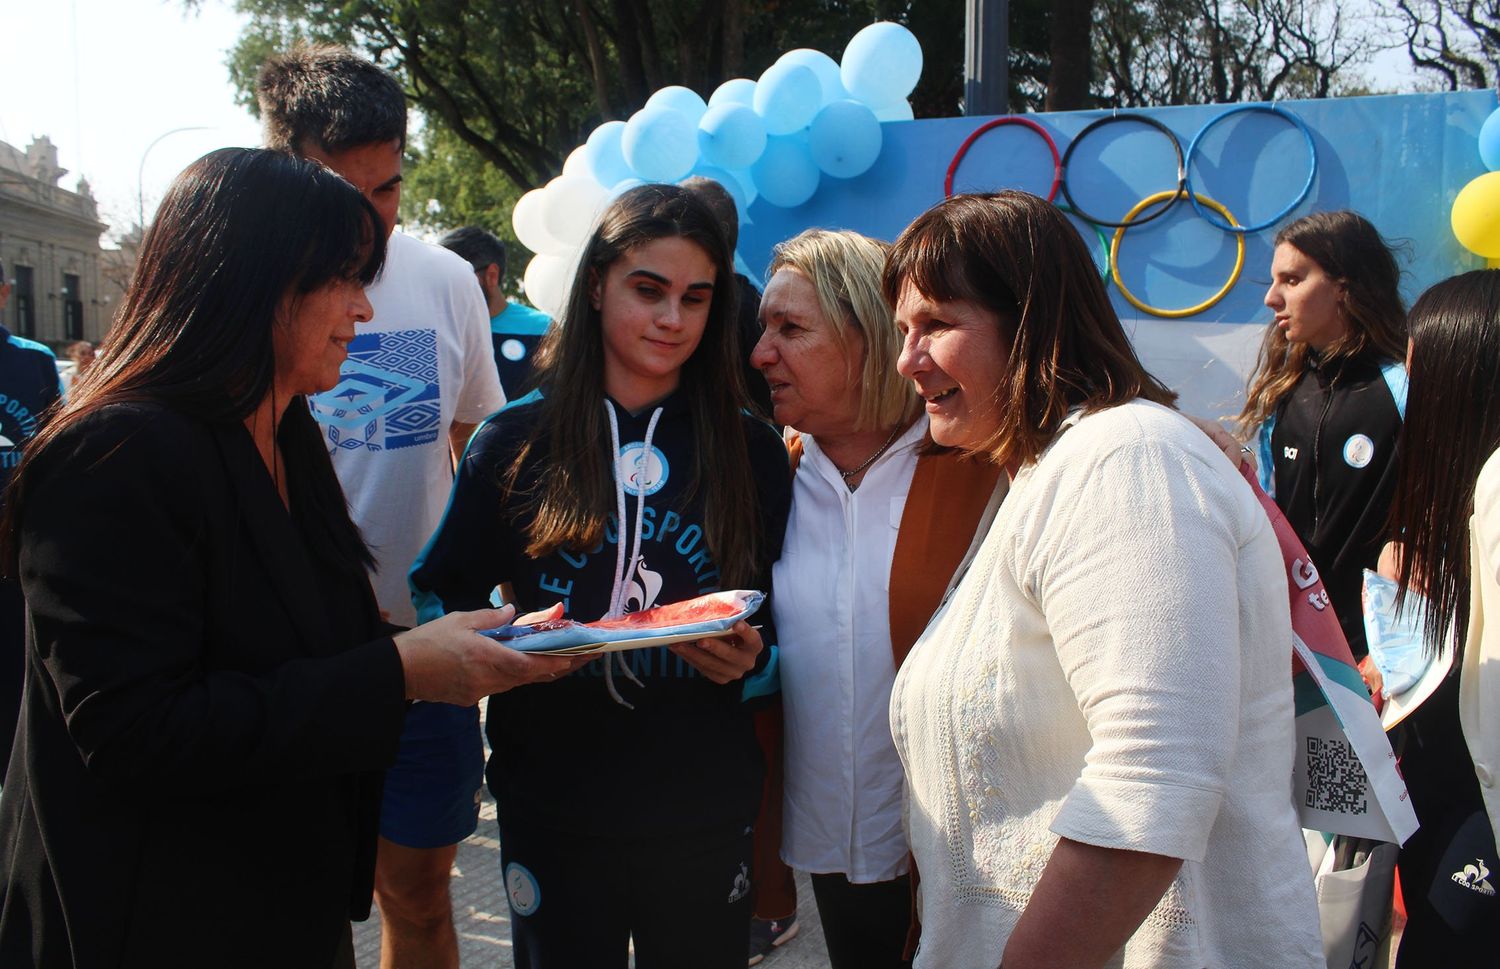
747, 915, 799, 966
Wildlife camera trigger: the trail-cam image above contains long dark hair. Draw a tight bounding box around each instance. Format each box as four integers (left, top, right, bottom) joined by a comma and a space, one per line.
881, 191, 1176, 469
510, 183, 762, 587
1237, 211, 1407, 435
2, 147, 386, 575
1389, 270, 1500, 657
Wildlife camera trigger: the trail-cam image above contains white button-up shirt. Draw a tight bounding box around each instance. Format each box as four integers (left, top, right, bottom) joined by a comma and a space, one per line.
775, 417, 927, 882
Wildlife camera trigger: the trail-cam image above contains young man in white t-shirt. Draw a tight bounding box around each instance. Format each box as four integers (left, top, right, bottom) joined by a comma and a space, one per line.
257, 46, 505, 969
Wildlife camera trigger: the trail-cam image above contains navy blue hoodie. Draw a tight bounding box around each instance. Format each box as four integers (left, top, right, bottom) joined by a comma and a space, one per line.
410, 390, 790, 836
0, 326, 61, 489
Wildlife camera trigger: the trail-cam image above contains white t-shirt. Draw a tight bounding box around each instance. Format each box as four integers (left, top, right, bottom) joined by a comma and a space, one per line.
775, 418, 925, 883
310, 230, 505, 627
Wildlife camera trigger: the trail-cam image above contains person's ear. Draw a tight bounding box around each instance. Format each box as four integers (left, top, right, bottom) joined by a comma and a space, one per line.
589, 268, 603, 311
483, 264, 501, 292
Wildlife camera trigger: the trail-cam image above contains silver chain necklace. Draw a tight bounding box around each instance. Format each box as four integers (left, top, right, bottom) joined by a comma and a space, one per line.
839, 423, 905, 485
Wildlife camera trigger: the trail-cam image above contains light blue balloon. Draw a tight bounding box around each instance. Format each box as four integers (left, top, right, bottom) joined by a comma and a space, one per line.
751, 135, 820, 208
777, 49, 847, 106
698, 102, 768, 170
1481, 107, 1500, 171
646, 85, 708, 126
753, 62, 822, 135
870, 99, 915, 123
808, 99, 883, 178
584, 121, 634, 188
840, 21, 923, 107
622, 108, 699, 182
710, 78, 757, 107
727, 166, 757, 206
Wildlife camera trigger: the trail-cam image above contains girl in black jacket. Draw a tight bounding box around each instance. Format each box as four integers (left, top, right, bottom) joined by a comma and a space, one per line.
1237, 210, 1408, 659
410, 184, 790, 969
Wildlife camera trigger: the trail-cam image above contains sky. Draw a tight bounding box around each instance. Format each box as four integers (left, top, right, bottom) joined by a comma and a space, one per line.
0, 0, 261, 242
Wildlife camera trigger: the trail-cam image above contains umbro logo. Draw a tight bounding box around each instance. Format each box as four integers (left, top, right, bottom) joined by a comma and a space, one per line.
1450, 857, 1496, 896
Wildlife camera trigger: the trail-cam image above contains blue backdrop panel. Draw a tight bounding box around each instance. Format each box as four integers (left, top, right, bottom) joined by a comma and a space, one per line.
739, 90, 1497, 325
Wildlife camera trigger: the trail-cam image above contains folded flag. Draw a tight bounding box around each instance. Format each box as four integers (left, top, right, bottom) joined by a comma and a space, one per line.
1240, 463, 1418, 845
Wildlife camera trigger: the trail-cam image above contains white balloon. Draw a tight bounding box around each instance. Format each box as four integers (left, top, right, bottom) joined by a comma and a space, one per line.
523, 252, 579, 321
539, 175, 611, 248
562, 146, 591, 177
512, 188, 569, 256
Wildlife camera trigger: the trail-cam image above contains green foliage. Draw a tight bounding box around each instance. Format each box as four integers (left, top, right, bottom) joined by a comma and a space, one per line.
219, 0, 974, 186
399, 124, 525, 293
211, 0, 1377, 271
212, 0, 982, 266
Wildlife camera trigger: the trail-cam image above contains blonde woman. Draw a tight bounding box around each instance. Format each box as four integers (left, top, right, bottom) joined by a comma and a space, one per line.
751, 229, 1000, 968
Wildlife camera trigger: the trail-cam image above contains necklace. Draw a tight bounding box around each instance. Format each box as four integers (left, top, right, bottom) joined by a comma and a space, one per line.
839, 422, 905, 484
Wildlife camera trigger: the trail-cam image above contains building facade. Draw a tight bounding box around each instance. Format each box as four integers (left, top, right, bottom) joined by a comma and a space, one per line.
0, 137, 108, 344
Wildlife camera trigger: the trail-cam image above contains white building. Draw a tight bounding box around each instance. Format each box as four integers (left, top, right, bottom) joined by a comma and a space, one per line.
0, 136, 108, 344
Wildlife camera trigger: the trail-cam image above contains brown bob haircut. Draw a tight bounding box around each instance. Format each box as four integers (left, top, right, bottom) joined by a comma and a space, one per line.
882, 191, 1176, 468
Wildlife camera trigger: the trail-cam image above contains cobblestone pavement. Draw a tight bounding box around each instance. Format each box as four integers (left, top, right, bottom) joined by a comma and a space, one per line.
353, 786, 831, 969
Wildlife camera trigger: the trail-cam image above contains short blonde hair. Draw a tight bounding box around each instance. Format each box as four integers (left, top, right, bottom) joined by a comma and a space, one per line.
767, 229, 920, 432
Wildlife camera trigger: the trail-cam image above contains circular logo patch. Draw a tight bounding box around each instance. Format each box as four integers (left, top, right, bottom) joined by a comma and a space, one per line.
501, 338, 527, 362
617, 442, 669, 497
1343, 433, 1375, 469
505, 862, 540, 916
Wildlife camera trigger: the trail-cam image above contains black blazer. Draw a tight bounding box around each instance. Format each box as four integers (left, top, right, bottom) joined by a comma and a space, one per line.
0, 402, 408, 968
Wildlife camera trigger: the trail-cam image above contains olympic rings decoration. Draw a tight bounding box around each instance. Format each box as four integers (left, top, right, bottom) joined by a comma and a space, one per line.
1183, 104, 1317, 234
1110, 191, 1246, 319
945, 117, 1063, 200
1060, 113, 1187, 229
1054, 201, 1114, 286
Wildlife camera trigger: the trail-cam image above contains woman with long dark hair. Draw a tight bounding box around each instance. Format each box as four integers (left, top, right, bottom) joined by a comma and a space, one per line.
0, 148, 575, 969
409, 183, 791, 968
1237, 210, 1408, 658
1384, 269, 1500, 963
884, 191, 1322, 968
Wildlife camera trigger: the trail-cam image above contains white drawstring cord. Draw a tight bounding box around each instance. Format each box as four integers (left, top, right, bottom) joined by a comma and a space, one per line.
602, 400, 663, 708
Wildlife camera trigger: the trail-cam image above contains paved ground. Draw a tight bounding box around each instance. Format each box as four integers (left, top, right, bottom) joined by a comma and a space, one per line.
352, 785, 831, 968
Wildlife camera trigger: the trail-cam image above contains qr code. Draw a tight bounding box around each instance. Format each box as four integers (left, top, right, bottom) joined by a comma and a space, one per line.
1305, 736, 1369, 814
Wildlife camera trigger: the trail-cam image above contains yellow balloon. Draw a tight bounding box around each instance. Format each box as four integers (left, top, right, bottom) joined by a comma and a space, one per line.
1452, 171, 1500, 258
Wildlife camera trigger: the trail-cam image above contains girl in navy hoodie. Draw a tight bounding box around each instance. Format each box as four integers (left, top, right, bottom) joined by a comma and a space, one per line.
410, 184, 790, 969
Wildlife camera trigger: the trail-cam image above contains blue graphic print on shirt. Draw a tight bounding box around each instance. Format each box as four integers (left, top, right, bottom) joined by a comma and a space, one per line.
309, 328, 441, 451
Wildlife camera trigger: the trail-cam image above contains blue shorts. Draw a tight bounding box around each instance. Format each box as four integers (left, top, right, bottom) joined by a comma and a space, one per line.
379, 701, 484, 849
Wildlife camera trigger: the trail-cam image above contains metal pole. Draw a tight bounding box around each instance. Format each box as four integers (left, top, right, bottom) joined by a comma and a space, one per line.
965, 0, 1010, 116
137, 126, 211, 233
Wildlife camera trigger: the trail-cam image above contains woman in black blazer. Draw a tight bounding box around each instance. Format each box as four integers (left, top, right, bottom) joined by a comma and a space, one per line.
0, 148, 577, 969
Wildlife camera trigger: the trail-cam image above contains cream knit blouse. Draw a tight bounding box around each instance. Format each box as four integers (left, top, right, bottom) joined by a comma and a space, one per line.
889, 401, 1323, 969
